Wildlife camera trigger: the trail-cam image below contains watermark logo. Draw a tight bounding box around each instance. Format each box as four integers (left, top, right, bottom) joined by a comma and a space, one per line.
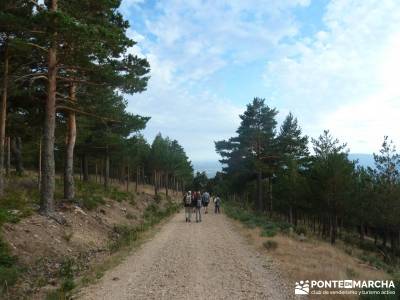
295, 280, 310, 295
294, 280, 396, 296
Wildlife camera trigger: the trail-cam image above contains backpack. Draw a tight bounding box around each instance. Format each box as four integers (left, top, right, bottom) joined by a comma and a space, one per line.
202, 193, 210, 203
185, 195, 192, 205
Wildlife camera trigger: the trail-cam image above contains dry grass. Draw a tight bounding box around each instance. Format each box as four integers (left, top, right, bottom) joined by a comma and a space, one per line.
231, 220, 390, 300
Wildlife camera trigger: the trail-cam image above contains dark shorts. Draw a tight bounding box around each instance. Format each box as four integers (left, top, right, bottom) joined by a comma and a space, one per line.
203, 202, 209, 207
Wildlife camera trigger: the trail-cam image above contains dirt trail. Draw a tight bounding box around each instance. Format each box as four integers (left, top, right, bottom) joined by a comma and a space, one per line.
78, 209, 292, 300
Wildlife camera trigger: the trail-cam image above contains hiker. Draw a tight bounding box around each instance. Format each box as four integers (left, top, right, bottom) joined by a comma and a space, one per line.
183, 191, 192, 222
191, 191, 198, 214
201, 191, 210, 214
195, 191, 202, 222
214, 196, 221, 214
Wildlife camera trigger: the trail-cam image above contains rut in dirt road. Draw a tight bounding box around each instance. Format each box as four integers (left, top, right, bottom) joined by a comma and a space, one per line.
79, 208, 292, 300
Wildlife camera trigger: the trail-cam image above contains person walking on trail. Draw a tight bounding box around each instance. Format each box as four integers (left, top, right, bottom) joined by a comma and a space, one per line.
214, 196, 221, 214
183, 191, 192, 222
201, 191, 210, 214
191, 191, 198, 214
195, 191, 202, 222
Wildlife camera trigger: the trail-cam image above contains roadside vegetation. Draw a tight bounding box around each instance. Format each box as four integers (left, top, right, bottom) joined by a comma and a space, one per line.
210, 97, 400, 266
0, 1, 194, 297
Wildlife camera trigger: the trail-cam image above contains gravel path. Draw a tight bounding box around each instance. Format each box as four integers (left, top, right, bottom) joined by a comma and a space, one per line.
78, 209, 292, 300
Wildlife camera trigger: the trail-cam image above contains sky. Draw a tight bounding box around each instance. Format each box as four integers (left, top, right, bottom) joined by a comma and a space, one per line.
119, 0, 400, 165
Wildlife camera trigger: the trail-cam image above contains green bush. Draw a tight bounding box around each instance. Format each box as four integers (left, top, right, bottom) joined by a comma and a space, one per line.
61, 277, 75, 292
80, 195, 105, 210
294, 225, 308, 236
225, 205, 287, 238
154, 194, 162, 203
261, 228, 278, 237
359, 253, 388, 270
0, 238, 19, 295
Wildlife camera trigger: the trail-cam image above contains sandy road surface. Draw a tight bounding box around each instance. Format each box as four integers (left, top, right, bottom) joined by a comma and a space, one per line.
79, 209, 292, 300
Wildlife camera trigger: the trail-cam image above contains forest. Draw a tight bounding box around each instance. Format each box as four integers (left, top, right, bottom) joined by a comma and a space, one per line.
0, 1, 195, 296
209, 97, 400, 259
0, 0, 193, 215
1, 1, 399, 298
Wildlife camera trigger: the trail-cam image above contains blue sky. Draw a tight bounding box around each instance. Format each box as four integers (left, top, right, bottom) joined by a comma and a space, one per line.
119, 0, 400, 164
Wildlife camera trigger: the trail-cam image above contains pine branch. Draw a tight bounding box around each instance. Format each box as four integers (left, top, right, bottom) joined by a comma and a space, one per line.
26, 42, 48, 53
56, 105, 122, 123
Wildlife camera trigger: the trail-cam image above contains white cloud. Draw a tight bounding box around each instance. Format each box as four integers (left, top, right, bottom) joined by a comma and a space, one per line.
264, 0, 400, 152
122, 0, 308, 160
127, 83, 243, 161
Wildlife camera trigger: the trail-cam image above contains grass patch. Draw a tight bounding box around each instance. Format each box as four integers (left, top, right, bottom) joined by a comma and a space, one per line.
359, 253, 389, 270
0, 237, 20, 297
108, 201, 180, 253
45, 257, 78, 299
224, 204, 289, 238
0, 188, 38, 225
74, 181, 136, 210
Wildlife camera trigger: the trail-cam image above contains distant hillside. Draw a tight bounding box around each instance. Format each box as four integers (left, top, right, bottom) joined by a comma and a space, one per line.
193, 154, 375, 178
192, 160, 222, 177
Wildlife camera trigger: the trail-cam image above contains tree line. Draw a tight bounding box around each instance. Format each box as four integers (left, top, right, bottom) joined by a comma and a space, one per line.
214, 97, 400, 254
0, 1, 193, 217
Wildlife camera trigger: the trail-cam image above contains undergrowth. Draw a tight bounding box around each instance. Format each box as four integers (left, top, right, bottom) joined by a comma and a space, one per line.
109, 200, 180, 252
74, 180, 135, 210
0, 237, 20, 297
224, 204, 290, 238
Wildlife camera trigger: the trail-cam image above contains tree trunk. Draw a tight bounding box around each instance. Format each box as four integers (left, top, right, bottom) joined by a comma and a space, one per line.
95, 161, 98, 183
82, 153, 89, 181
135, 166, 139, 192
268, 177, 273, 213
5, 137, 10, 176
104, 149, 110, 190
165, 173, 168, 197
40, 0, 58, 214
63, 83, 76, 200
360, 222, 365, 242
154, 170, 158, 195
330, 214, 337, 244
256, 170, 262, 211
126, 165, 129, 192
11, 137, 24, 175
0, 42, 9, 196
38, 137, 42, 189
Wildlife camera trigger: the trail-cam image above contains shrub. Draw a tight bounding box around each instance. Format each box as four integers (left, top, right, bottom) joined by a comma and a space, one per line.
294, 225, 308, 236
61, 277, 75, 292
263, 240, 278, 250
261, 228, 278, 237
359, 253, 388, 270
154, 194, 162, 203
80, 195, 105, 210
0, 238, 19, 295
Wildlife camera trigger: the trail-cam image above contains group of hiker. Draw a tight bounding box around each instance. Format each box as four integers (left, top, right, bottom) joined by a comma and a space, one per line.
183, 191, 221, 222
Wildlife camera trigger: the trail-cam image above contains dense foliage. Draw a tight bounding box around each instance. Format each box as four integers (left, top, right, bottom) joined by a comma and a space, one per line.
215, 98, 400, 254
0, 1, 193, 213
